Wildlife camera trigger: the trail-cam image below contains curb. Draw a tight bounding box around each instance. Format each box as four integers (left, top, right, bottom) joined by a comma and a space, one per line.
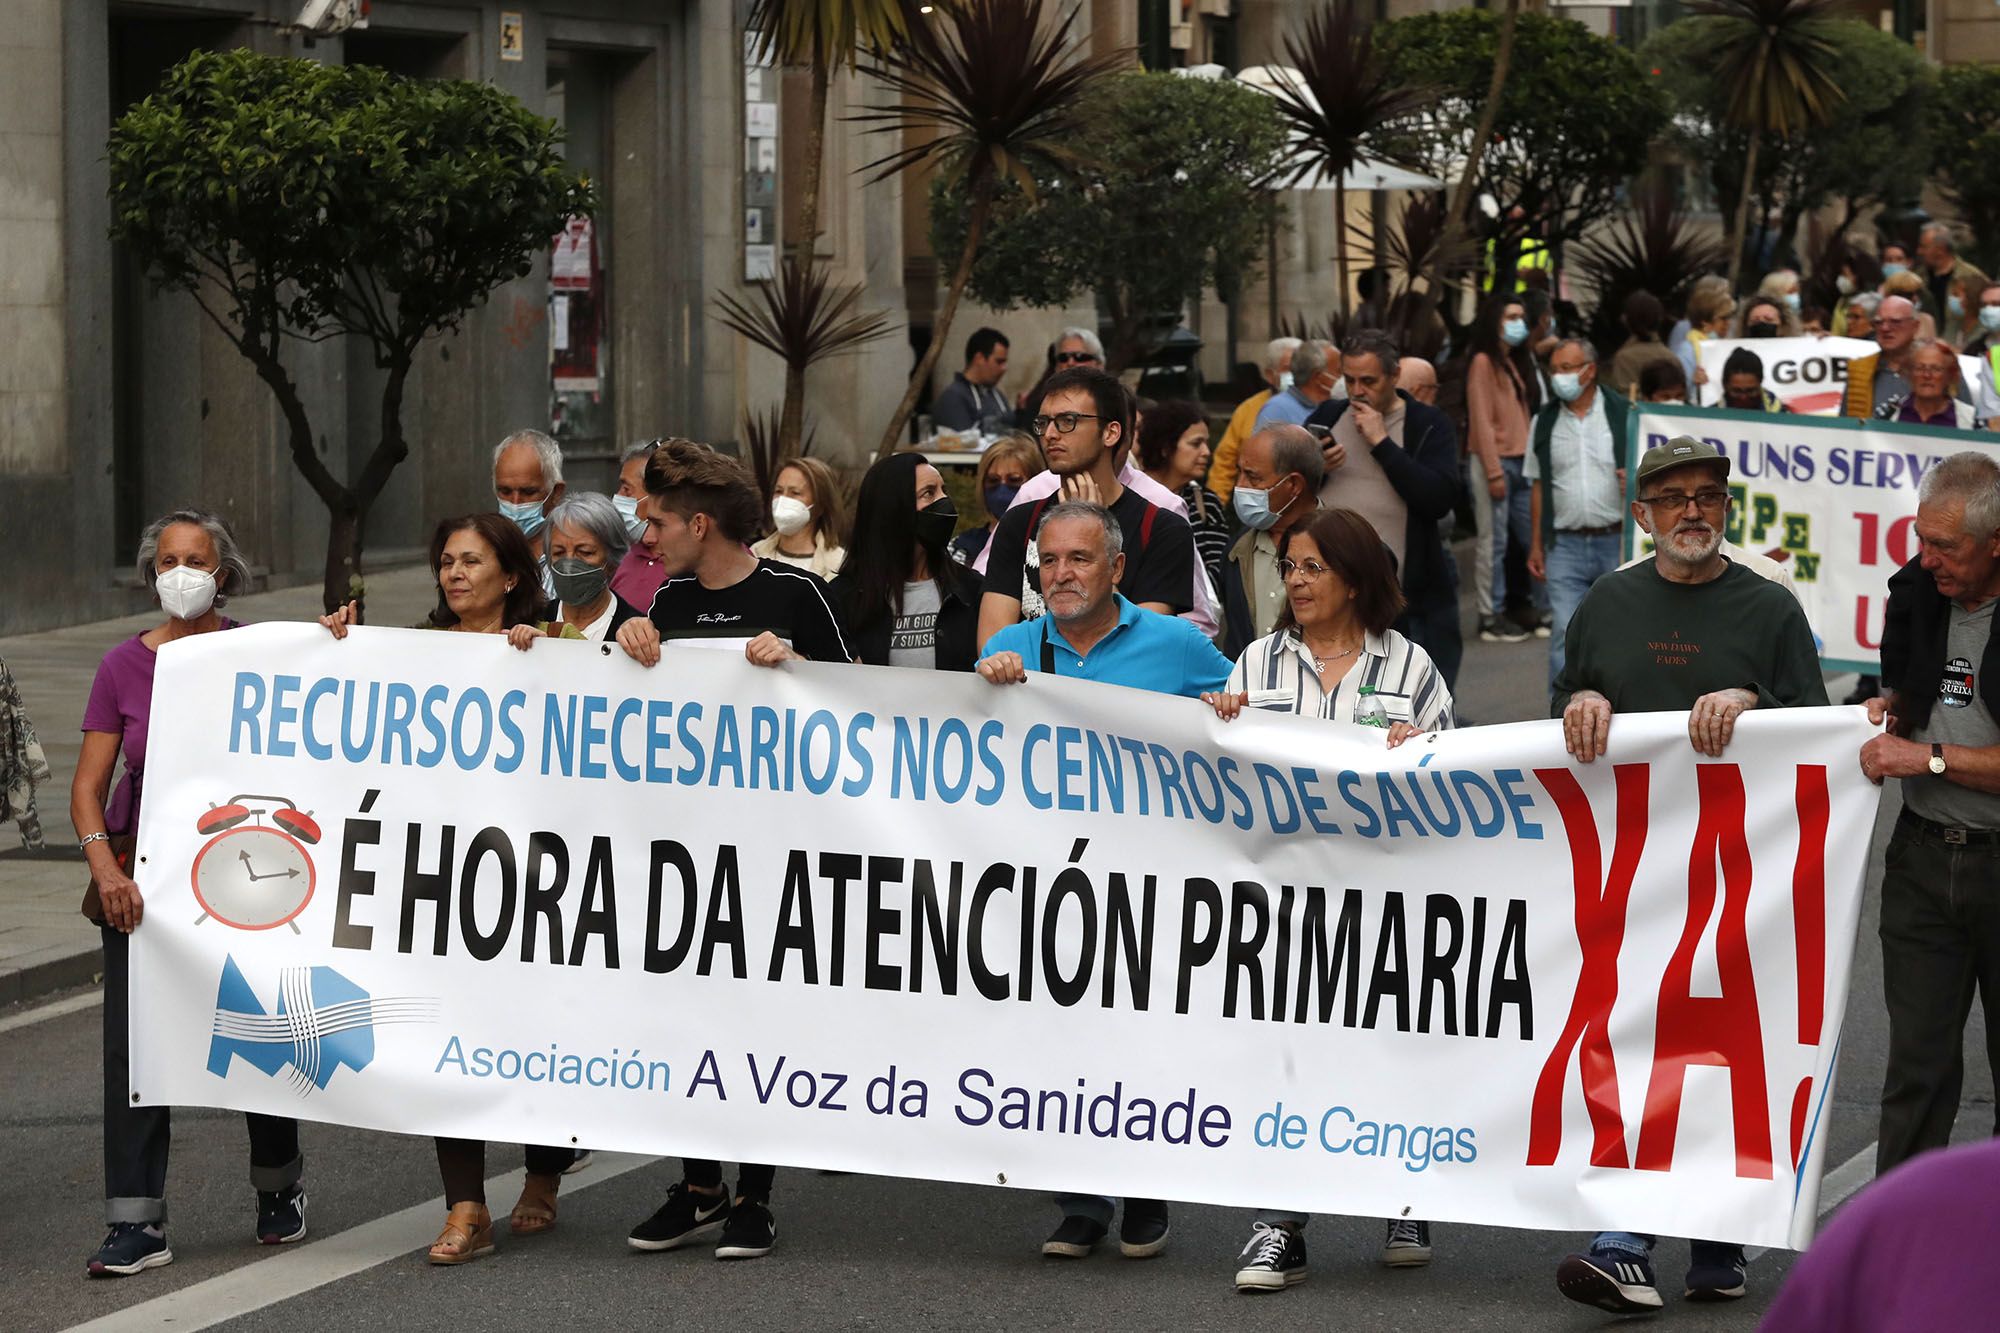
0, 946, 102, 1008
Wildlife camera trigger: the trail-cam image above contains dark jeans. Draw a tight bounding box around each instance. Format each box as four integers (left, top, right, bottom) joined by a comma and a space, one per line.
102, 925, 302, 1225
1395, 591, 1463, 693
435, 1139, 577, 1207
1876, 817, 2000, 1174
686, 1159, 776, 1203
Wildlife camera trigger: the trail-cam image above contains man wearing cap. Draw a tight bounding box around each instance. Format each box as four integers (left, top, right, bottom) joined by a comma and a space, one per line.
1551, 435, 1826, 1317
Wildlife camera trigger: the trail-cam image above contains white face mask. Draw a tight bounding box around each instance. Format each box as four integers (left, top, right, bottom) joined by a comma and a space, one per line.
771, 495, 813, 537
612, 493, 645, 541
156, 565, 218, 621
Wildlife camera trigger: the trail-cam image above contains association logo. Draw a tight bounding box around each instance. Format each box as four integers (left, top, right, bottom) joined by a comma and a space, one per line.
207, 955, 438, 1095
190, 793, 322, 932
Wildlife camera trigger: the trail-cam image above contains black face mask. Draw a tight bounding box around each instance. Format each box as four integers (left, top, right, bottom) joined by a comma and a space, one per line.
1746, 324, 1779, 339
915, 494, 957, 552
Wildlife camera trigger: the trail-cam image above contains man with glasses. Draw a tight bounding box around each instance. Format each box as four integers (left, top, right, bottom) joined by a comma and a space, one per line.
975, 366, 1198, 648
1551, 436, 1825, 1316
1845, 295, 1923, 418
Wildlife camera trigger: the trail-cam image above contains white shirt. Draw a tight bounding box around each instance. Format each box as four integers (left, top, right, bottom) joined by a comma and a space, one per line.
1227, 626, 1455, 731
973, 460, 1217, 637
1525, 393, 1623, 529
562, 598, 618, 643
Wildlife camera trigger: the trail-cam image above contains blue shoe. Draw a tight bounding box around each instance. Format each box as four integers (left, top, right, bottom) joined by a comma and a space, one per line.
1685, 1241, 1747, 1301
1556, 1242, 1662, 1314
257, 1186, 308, 1244
87, 1222, 173, 1278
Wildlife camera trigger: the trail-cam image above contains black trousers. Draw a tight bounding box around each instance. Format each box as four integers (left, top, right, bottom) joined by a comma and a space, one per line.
102, 926, 302, 1224
435, 1139, 576, 1207
685, 1159, 776, 1203
1395, 594, 1464, 694
1876, 819, 2000, 1175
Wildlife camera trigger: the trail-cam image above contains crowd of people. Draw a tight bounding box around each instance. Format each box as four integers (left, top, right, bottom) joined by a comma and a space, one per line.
62, 245, 2000, 1320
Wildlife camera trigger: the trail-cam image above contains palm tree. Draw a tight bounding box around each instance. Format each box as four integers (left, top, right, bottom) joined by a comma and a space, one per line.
747, 0, 910, 455
1267, 0, 1433, 317
713, 256, 896, 482
1688, 0, 1846, 289
854, 0, 1124, 460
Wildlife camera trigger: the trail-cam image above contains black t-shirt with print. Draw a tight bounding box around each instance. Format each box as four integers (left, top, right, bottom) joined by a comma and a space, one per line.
647, 559, 854, 662
983, 485, 1195, 617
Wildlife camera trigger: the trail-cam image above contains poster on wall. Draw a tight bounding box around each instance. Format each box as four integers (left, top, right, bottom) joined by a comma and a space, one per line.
550, 217, 599, 393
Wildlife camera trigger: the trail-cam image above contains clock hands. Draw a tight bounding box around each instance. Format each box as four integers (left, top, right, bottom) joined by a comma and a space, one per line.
237, 848, 300, 882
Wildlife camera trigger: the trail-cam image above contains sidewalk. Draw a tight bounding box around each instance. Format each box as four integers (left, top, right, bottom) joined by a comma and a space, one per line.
0, 565, 440, 1005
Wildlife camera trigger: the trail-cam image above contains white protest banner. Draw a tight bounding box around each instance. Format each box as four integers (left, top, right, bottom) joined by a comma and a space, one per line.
132, 625, 1877, 1249
1626, 404, 2000, 670
1694, 336, 1874, 414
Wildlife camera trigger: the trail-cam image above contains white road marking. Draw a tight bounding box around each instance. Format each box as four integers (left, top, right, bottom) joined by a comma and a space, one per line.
1747, 1140, 1878, 1262
63, 1152, 658, 1332
0, 989, 101, 1036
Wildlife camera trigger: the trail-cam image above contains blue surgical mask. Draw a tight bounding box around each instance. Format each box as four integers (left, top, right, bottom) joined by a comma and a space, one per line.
1949, 294, 1966, 321
1783, 292, 1801, 313
984, 483, 1020, 516
1883, 262, 1909, 279
1232, 480, 1293, 532
1551, 372, 1585, 403
1501, 319, 1529, 347
1981, 306, 2000, 333
612, 493, 645, 541
499, 496, 547, 539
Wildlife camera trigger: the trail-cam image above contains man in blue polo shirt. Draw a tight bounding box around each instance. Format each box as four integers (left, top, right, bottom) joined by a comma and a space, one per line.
975, 499, 1230, 1262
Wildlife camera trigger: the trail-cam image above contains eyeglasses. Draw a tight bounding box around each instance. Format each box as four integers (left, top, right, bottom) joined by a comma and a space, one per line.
1277, 558, 1332, 580
1641, 489, 1730, 513
1031, 412, 1101, 436
1053, 351, 1100, 366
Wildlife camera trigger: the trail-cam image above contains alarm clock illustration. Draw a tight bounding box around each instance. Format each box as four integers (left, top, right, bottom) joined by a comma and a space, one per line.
189, 793, 321, 932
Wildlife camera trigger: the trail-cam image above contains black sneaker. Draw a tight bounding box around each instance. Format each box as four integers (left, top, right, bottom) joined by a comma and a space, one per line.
1684, 1240, 1748, 1301
1235, 1222, 1307, 1292
1556, 1244, 1663, 1314
714, 1200, 775, 1260
87, 1222, 173, 1278
1479, 614, 1530, 643
627, 1182, 730, 1251
1119, 1198, 1170, 1258
1041, 1214, 1107, 1258
256, 1185, 308, 1245
1381, 1217, 1432, 1267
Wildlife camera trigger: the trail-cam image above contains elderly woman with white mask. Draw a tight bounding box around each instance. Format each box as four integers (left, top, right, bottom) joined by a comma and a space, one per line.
72, 509, 309, 1278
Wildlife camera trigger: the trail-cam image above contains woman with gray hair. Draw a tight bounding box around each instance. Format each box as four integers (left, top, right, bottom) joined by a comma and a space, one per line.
73, 509, 309, 1276
517, 492, 646, 645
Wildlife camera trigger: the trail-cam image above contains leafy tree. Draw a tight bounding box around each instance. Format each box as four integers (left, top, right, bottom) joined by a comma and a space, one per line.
747, 0, 910, 456
1930, 64, 2000, 276
855, 0, 1122, 460
107, 49, 590, 613
1683, 0, 1846, 289
1375, 10, 1668, 295
1644, 18, 1917, 274
927, 70, 1288, 371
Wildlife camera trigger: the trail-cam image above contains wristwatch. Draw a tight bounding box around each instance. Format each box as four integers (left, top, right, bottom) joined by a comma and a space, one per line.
1929, 742, 1947, 775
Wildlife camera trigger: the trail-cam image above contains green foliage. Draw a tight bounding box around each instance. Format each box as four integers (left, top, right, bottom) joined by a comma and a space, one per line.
1269, 0, 1434, 187
107, 48, 592, 362
1644, 19, 1929, 244
928, 71, 1289, 369
1375, 10, 1668, 256
1930, 64, 2000, 275
1685, 0, 1846, 137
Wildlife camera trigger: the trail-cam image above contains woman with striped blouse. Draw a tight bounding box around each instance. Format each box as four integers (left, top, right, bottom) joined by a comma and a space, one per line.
1201, 505, 1455, 1294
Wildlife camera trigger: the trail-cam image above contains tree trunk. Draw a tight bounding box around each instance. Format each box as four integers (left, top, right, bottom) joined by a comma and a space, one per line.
777, 56, 832, 458
1727, 131, 1763, 293
1265, 194, 1280, 339
1334, 177, 1350, 320
241, 343, 354, 614
1432, 0, 1520, 304
876, 183, 990, 461
343, 357, 415, 620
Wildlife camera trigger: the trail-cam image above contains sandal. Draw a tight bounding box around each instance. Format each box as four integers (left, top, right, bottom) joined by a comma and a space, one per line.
509, 1172, 560, 1236
427, 1202, 495, 1265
